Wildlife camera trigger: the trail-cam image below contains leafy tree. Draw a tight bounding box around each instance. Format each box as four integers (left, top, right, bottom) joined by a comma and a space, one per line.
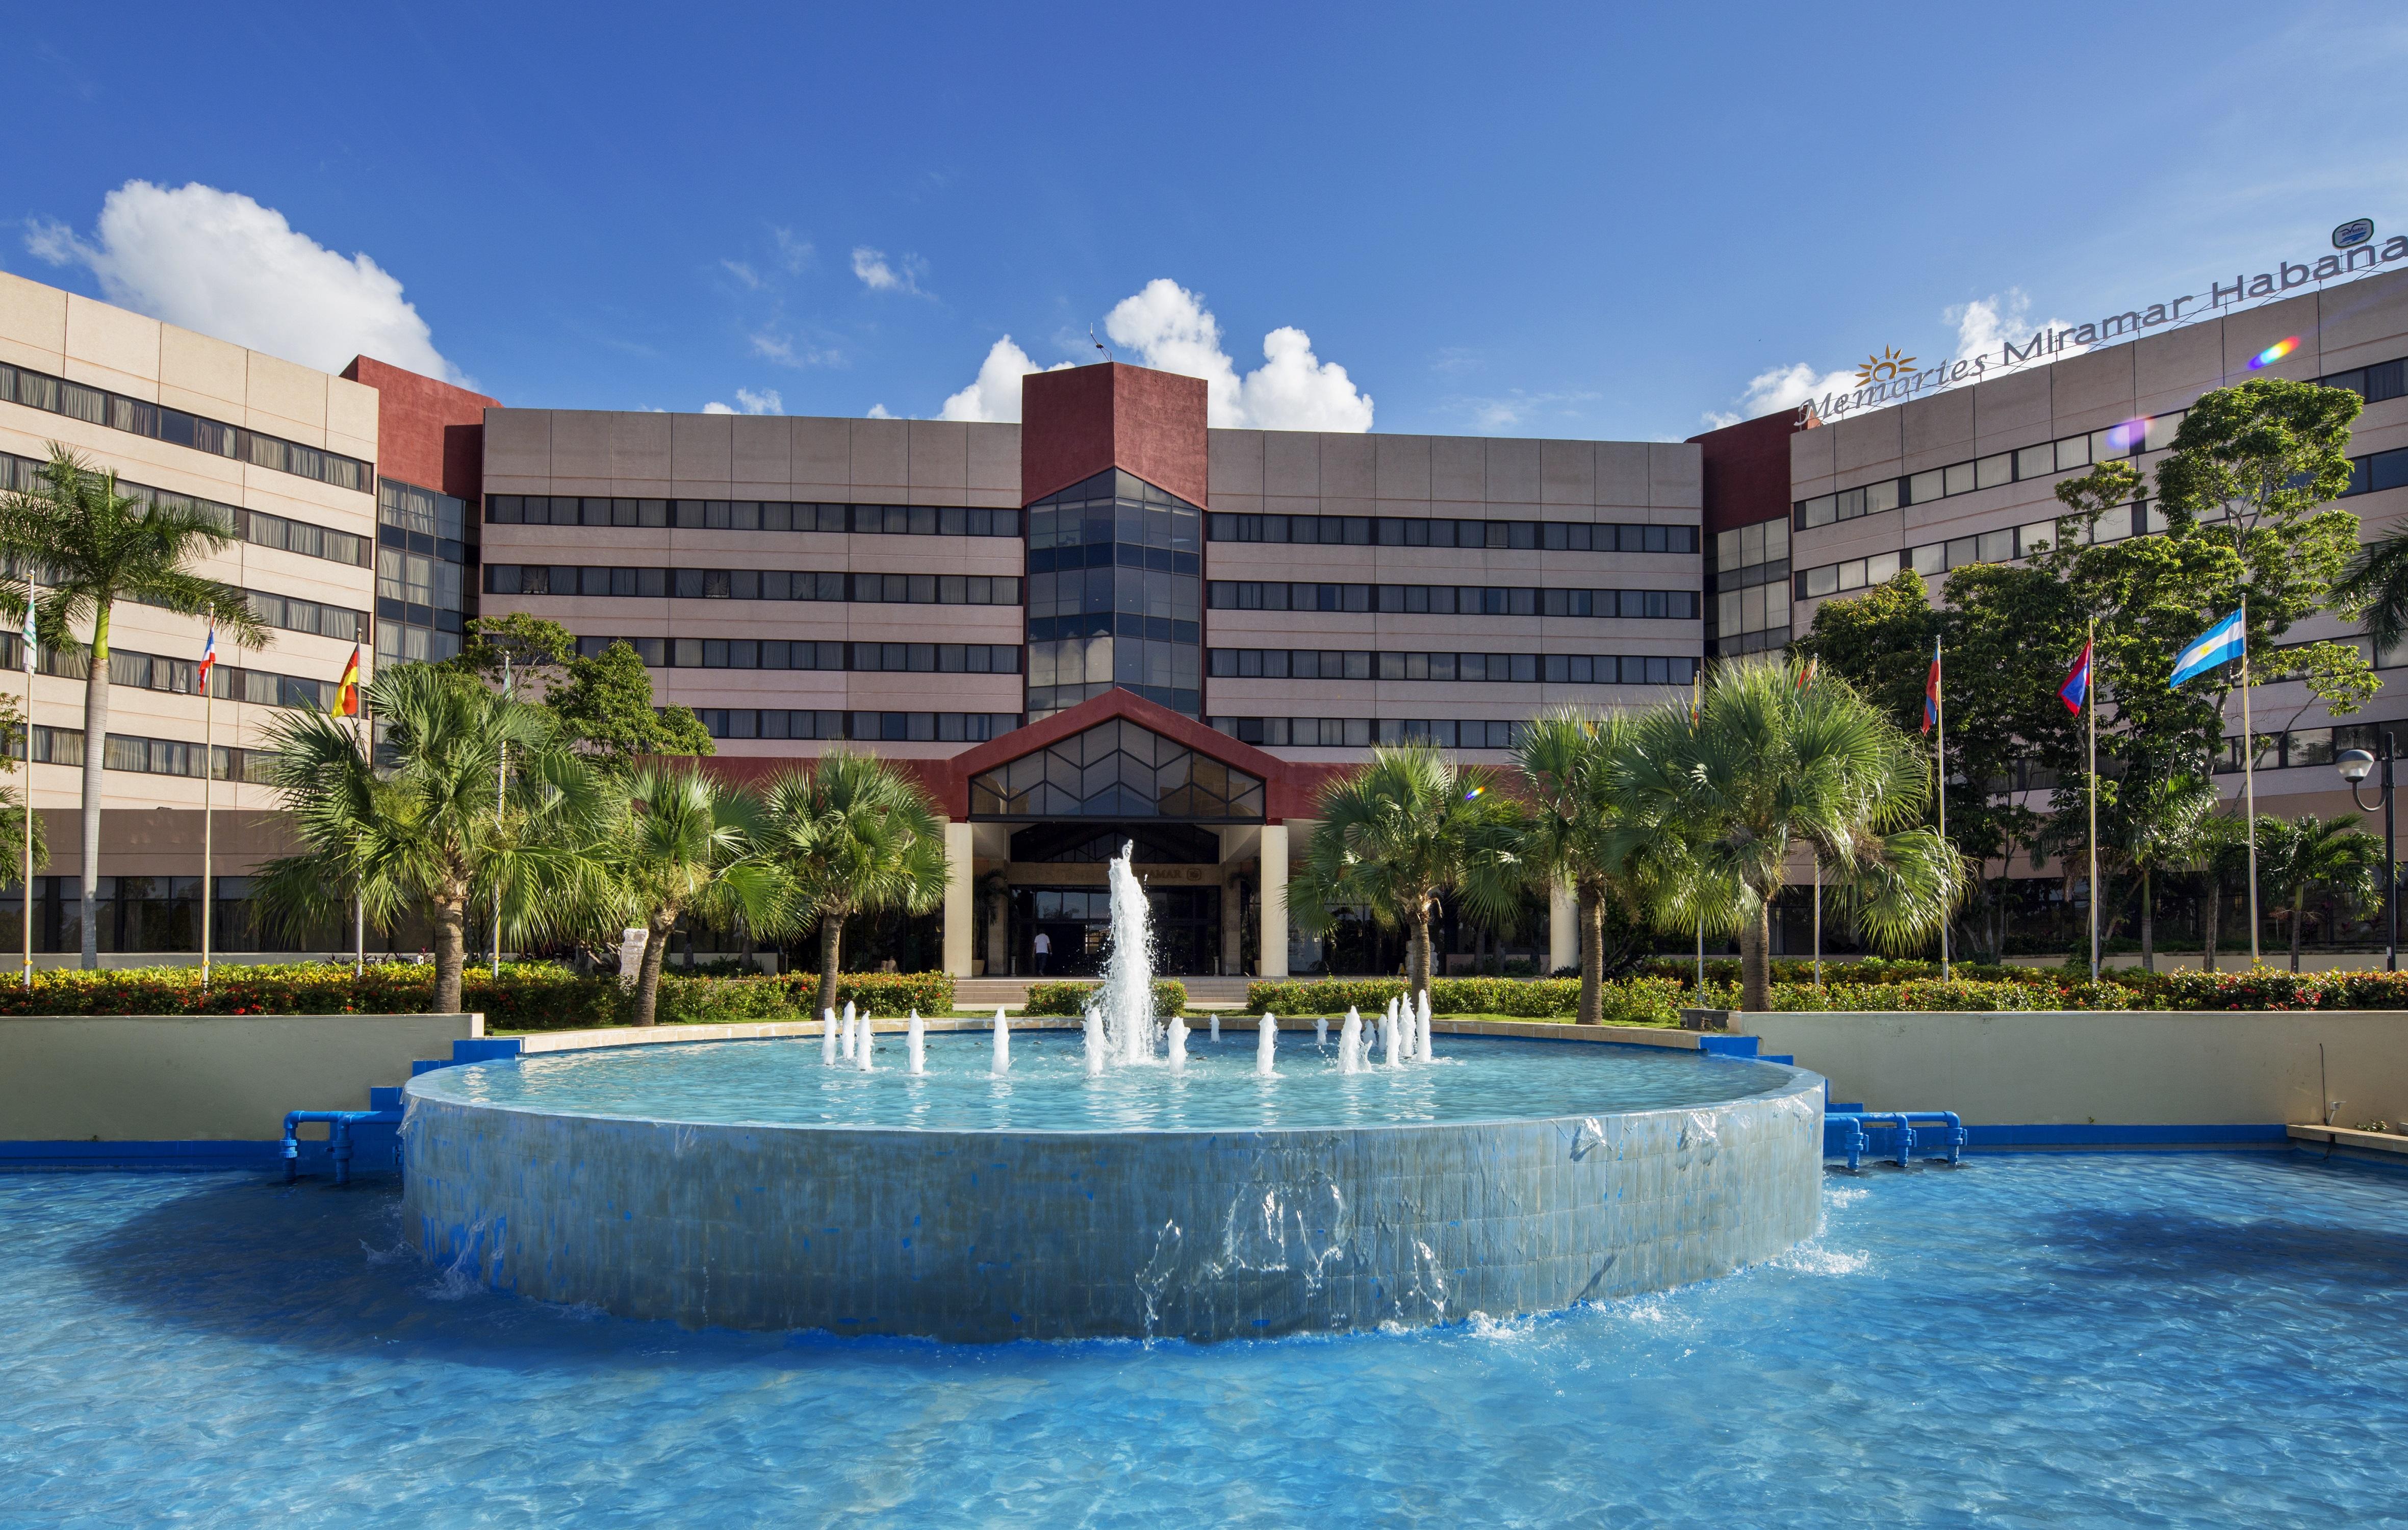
2255, 812, 2383, 973
1291, 744, 1527, 1003
0, 446, 266, 968
253, 665, 609, 1012
759, 751, 950, 1016
1517, 710, 1682, 1023
446, 615, 711, 767
0, 691, 47, 900
1612, 656, 1961, 1012
2101, 770, 2219, 973
601, 764, 783, 1026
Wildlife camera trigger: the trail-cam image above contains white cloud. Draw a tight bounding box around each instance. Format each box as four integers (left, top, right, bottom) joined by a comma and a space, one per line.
938, 336, 1075, 423
1950, 288, 2085, 374
25, 180, 463, 382
772, 227, 811, 274
1708, 362, 1861, 427
702, 401, 737, 415
720, 259, 763, 290
852, 246, 929, 296
750, 331, 838, 368
734, 387, 781, 415
865, 403, 896, 420
1101, 278, 1372, 430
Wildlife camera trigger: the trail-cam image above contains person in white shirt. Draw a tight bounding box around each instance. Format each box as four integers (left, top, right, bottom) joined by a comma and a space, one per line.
1033, 930, 1052, 975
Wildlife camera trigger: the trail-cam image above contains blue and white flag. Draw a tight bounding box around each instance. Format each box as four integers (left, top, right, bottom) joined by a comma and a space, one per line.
17, 592, 32, 674
2169, 609, 2245, 685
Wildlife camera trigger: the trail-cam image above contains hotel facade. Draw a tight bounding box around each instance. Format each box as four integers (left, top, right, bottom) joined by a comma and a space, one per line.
3, 256, 2405, 974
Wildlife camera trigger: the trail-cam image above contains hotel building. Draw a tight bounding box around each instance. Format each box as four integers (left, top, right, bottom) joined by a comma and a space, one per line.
4, 256, 2404, 973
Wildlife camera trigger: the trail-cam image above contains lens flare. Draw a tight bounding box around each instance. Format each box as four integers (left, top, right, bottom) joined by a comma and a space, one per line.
2104, 418, 2149, 453
2250, 336, 2299, 369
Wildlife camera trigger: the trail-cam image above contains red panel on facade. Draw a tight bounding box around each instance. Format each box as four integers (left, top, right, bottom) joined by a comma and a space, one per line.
1688, 410, 1804, 535
1021, 363, 1210, 508
341, 356, 499, 504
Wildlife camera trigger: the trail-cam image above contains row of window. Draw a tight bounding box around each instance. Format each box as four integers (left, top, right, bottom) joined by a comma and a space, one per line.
1205, 581, 1699, 620
1792, 352, 2408, 534
0, 362, 371, 493
239, 587, 370, 645
0, 636, 342, 711
1206, 649, 1700, 684
0, 876, 294, 956
568, 635, 1022, 674
25, 724, 272, 783
486, 496, 1021, 538
379, 479, 473, 547
690, 709, 1021, 743
1208, 514, 1697, 554
1211, 717, 1527, 750
485, 564, 1022, 606
1, 449, 371, 570
1718, 583, 1791, 642
1798, 412, 2189, 529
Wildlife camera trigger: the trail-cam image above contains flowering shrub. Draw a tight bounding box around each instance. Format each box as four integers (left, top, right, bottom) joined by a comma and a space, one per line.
1021, 979, 1188, 1017
1245, 978, 1594, 1018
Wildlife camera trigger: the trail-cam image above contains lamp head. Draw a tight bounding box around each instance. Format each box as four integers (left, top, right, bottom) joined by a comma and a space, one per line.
2338, 748, 2376, 784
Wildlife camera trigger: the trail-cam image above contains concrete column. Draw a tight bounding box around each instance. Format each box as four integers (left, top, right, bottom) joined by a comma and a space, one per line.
1549, 881, 1578, 976
942, 820, 975, 977
1258, 823, 1289, 978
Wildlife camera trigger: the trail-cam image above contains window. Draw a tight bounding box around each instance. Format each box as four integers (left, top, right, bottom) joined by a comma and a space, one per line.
971, 718, 1264, 820
0, 362, 369, 491
1215, 514, 1696, 554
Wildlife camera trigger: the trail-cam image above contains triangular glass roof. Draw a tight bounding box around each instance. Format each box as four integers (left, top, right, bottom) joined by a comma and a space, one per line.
969, 717, 1264, 822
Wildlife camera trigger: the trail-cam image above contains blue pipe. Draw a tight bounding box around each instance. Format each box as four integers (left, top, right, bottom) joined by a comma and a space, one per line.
281, 1109, 401, 1186
1895, 1111, 1968, 1165
1825, 1111, 1915, 1169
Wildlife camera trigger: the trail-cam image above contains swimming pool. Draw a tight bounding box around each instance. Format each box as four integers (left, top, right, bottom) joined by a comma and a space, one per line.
5, 1152, 2405, 1524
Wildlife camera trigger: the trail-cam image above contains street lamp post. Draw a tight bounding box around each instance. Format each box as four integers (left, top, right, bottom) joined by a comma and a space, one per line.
2337, 734, 2398, 972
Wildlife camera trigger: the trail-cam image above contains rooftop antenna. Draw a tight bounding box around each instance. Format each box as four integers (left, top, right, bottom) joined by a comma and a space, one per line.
1090, 326, 1113, 362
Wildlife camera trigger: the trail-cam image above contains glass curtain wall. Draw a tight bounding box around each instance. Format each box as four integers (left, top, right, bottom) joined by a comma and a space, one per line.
1024, 469, 1203, 719
377, 478, 477, 666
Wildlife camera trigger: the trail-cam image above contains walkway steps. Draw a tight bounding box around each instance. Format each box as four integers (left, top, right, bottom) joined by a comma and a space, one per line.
2288, 1123, 2408, 1157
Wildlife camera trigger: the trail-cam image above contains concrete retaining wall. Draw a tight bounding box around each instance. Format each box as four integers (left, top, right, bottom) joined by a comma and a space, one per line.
0, 1013, 480, 1142
1740, 1010, 2408, 1130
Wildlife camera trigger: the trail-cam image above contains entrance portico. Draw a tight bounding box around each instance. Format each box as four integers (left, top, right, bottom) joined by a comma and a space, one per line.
918, 688, 1327, 979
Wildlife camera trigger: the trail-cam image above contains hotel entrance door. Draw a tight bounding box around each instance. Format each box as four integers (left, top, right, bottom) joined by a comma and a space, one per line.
1011, 885, 1223, 976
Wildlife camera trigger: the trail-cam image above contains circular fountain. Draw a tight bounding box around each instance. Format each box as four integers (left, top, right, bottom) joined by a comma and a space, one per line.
403, 851, 1822, 1342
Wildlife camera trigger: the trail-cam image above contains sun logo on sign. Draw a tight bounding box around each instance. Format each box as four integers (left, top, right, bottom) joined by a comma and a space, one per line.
1856, 347, 1917, 384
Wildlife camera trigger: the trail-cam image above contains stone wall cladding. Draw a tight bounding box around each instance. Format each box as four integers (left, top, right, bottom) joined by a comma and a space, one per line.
403, 1055, 1823, 1343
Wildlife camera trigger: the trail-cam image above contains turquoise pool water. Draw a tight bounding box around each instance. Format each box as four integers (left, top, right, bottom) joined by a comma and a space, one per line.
4, 1154, 2406, 1525
408, 1032, 1793, 1131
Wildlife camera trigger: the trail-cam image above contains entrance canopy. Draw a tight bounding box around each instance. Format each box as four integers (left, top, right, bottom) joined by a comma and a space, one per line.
970, 716, 1262, 821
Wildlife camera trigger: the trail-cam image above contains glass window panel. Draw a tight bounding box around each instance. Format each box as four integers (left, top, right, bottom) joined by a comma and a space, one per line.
1863, 479, 1900, 515
1975, 454, 2012, 489
2055, 435, 2091, 471
1908, 470, 1944, 504
1866, 551, 1900, 583
1943, 462, 1976, 496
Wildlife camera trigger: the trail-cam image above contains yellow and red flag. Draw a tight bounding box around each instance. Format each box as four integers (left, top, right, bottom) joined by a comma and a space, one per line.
335, 646, 362, 717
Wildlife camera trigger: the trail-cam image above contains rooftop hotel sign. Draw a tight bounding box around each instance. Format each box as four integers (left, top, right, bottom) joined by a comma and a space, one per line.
1796, 220, 2407, 425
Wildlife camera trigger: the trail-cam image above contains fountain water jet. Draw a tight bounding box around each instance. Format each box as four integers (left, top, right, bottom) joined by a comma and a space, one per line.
991, 1008, 1010, 1074
906, 1011, 926, 1075
1315, 1014, 1327, 1047
840, 1001, 858, 1061
1257, 1014, 1277, 1077
1418, 992, 1435, 1062
1083, 844, 1157, 1067
1082, 1011, 1105, 1076
1168, 1013, 1189, 1070
855, 1014, 875, 1071
821, 1009, 838, 1067
1339, 1008, 1363, 1074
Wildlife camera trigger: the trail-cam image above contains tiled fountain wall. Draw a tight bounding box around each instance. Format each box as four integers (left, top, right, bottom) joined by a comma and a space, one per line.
402, 1056, 1825, 1343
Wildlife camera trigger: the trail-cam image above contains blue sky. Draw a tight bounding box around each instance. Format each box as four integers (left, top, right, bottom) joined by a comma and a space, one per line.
9, 1, 2407, 440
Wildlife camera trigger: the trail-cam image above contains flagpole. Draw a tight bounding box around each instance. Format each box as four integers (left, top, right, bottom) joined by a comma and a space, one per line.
1934, 637, 1949, 980
2240, 598, 2259, 967
2087, 618, 2099, 984
200, 638, 213, 991
493, 653, 508, 981
1811, 856, 1822, 990
20, 569, 35, 991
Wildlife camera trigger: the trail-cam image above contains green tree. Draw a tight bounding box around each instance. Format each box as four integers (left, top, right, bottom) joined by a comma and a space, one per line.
1613, 656, 1961, 1013
446, 615, 711, 767
1517, 710, 1680, 1024
2101, 770, 2219, 973
759, 750, 950, 1016
0, 446, 266, 968
1291, 744, 1527, 1003
2255, 812, 2383, 973
253, 664, 609, 1012
602, 764, 784, 1026
2188, 812, 2252, 972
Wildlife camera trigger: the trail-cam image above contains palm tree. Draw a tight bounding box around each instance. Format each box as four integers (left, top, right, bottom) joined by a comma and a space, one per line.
2103, 770, 2219, 973
1291, 744, 1527, 1003
0, 446, 266, 968
253, 664, 608, 1012
602, 764, 785, 1027
2256, 812, 2382, 973
2333, 523, 2408, 663
1518, 709, 1666, 1024
758, 750, 950, 1016
2188, 813, 2251, 972
1612, 655, 1961, 1013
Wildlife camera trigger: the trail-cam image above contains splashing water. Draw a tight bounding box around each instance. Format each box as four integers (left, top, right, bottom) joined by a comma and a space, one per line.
1339, 1008, 1363, 1075
906, 1010, 925, 1076
991, 1008, 1010, 1075
1083, 1011, 1105, 1076
855, 1014, 875, 1072
1084, 844, 1158, 1067
1168, 1013, 1189, 1070
1315, 1014, 1328, 1046
821, 1008, 838, 1067
840, 1001, 858, 1062
1257, 1014, 1277, 1077
1418, 991, 1436, 1062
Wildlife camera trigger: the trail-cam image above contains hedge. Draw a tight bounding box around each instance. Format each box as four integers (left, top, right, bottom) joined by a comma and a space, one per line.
0, 962, 955, 1030
1020, 979, 1189, 1017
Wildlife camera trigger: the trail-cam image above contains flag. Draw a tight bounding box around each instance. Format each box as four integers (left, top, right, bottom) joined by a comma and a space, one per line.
1797, 657, 1818, 690
2059, 640, 2091, 715
196, 626, 216, 689
16, 596, 31, 675
335, 646, 362, 718
1921, 643, 1941, 735
2170, 609, 2245, 686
